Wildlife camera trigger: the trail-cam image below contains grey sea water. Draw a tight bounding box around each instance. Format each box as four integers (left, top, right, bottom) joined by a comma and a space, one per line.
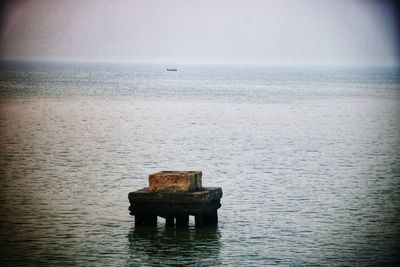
0, 61, 399, 266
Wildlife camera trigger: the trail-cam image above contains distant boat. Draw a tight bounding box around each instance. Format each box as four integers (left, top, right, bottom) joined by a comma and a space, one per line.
166, 68, 178, 71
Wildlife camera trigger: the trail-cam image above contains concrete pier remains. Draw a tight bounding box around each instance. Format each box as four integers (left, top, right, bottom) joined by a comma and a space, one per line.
128, 171, 223, 227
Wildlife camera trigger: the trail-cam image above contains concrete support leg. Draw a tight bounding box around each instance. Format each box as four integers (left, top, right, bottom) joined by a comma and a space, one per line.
176, 215, 189, 227
195, 210, 218, 227
165, 216, 175, 227
206, 210, 218, 226
135, 214, 157, 226
195, 214, 205, 227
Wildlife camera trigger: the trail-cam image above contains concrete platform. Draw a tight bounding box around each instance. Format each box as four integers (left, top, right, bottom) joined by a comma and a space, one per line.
129, 187, 222, 204
128, 187, 223, 227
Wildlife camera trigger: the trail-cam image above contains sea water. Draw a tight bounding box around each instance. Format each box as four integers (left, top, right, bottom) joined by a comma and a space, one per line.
0, 61, 399, 266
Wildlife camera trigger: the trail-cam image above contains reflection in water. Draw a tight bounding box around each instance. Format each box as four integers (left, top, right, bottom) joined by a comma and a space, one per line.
127, 226, 221, 266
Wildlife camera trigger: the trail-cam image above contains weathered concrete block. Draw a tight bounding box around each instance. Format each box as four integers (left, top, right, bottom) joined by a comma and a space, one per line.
129, 187, 222, 205
148, 171, 202, 192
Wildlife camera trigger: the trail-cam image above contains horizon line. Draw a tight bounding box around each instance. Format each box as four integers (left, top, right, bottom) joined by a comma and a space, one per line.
1, 57, 399, 69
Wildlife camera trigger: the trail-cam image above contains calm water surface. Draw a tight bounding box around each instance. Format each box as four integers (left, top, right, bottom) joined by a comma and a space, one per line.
0, 62, 399, 266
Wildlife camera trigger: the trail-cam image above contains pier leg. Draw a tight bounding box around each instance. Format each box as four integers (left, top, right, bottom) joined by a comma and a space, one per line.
176, 215, 189, 227
195, 214, 204, 227
206, 210, 218, 226
135, 214, 157, 226
195, 210, 218, 227
166, 216, 175, 227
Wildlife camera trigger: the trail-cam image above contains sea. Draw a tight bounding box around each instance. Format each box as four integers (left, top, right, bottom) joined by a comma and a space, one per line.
0, 61, 399, 266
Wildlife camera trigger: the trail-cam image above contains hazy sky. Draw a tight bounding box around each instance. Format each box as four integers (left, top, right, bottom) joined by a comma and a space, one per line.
0, 0, 398, 66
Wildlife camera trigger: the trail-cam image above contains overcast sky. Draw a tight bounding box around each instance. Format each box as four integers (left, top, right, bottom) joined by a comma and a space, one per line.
0, 0, 398, 66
